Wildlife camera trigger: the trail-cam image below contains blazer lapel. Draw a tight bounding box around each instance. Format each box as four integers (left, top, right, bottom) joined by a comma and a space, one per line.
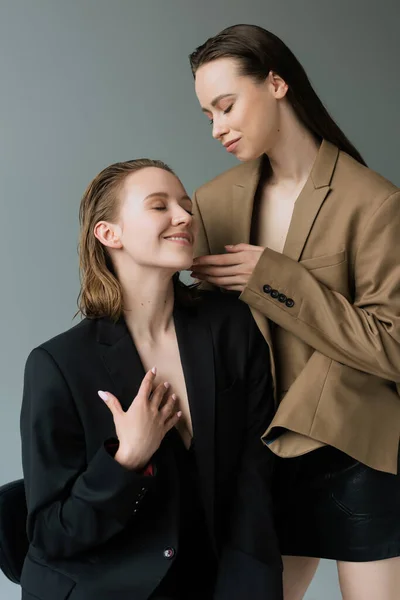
173, 303, 216, 537
96, 317, 146, 410
97, 308, 217, 539
231, 157, 263, 245
283, 140, 339, 261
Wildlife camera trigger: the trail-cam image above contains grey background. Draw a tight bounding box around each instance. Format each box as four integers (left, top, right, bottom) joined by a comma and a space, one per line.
0, 1, 398, 598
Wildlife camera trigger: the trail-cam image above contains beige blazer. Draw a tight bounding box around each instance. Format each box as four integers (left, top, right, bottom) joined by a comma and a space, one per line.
193, 140, 400, 474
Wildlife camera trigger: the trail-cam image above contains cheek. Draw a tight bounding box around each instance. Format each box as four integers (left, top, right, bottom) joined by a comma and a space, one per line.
122, 216, 160, 250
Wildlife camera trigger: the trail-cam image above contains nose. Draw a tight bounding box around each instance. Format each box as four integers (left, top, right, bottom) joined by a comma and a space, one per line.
171, 206, 192, 227
212, 118, 229, 140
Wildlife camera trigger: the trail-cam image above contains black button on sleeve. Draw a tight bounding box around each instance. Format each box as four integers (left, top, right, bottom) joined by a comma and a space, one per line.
263, 284, 272, 294
285, 298, 295, 308
278, 293, 287, 303
270, 289, 279, 299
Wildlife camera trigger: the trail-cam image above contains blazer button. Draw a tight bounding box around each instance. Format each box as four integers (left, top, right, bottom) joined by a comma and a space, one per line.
285, 298, 295, 308
263, 284, 272, 294
270, 289, 279, 299
163, 547, 175, 559
278, 293, 287, 303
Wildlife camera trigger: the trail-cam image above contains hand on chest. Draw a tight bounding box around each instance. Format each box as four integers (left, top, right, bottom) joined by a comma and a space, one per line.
137, 337, 193, 446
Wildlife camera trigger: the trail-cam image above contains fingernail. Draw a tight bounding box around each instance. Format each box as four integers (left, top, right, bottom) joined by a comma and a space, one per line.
177, 411, 182, 417
98, 390, 108, 402
151, 366, 157, 374
172, 393, 177, 400
164, 382, 170, 389
225, 244, 233, 249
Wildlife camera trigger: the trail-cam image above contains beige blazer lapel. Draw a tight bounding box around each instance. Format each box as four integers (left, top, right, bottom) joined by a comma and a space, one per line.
231, 158, 262, 245
283, 140, 339, 261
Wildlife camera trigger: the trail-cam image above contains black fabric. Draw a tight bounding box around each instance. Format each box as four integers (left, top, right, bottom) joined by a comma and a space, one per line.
19, 292, 282, 600
151, 432, 217, 599
0, 479, 28, 583
273, 444, 400, 561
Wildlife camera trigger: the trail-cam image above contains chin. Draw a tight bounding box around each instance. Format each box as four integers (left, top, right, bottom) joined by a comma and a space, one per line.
236, 148, 263, 162
168, 257, 193, 272
179, 258, 194, 271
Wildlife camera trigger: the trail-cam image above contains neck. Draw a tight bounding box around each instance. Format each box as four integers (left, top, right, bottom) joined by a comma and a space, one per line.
266, 103, 320, 184
117, 265, 176, 343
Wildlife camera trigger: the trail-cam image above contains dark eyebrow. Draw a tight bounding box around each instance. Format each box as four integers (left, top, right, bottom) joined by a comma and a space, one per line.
201, 93, 235, 113
143, 192, 192, 203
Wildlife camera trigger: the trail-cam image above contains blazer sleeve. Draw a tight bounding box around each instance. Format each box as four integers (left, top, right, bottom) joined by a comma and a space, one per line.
240, 190, 400, 382
20, 347, 156, 560
215, 314, 283, 600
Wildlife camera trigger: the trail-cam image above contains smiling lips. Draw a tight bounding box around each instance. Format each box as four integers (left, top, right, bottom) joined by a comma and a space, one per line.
164, 232, 193, 246
223, 137, 241, 153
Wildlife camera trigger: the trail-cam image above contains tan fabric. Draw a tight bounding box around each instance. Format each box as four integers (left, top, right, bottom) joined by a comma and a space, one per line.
193, 140, 400, 474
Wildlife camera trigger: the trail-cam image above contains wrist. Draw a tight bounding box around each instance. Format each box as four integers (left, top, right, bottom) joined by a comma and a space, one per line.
114, 446, 147, 471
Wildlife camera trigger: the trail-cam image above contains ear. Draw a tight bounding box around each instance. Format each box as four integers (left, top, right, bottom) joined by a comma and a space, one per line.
268, 71, 288, 99
93, 221, 123, 249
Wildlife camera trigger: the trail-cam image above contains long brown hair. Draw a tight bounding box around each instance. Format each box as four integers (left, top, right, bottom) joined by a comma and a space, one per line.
190, 24, 366, 166
78, 159, 195, 321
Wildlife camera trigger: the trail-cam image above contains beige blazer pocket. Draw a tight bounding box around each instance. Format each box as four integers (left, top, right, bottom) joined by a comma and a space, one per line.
299, 250, 346, 270
300, 250, 349, 297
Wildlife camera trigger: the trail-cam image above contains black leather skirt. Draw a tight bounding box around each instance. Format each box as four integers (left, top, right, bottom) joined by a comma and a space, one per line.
272, 444, 400, 561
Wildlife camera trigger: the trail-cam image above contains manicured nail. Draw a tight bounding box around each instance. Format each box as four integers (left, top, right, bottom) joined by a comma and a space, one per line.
151, 366, 157, 374
225, 244, 233, 249
164, 382, 170, 389
98, 390, 108, 402
177, 411, 182, 417
171, 393, 177, 400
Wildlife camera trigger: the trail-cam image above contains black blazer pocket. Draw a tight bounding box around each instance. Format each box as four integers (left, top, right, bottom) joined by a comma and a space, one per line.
21, 556, 76, 600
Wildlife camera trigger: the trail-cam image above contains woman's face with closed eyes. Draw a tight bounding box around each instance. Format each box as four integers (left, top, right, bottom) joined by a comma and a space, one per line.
95, 167, 196, 274
194, 57, 288, 161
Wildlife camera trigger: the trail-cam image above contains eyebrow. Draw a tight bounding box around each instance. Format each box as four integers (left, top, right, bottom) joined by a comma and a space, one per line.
201, 93, 235, 113
143, 192, 192, 203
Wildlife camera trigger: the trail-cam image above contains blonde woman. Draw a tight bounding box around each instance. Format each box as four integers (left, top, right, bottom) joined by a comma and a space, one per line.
20, 159, 282, 600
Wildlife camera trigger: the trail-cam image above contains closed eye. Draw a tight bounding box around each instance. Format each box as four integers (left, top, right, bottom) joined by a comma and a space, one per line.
209, 104, 233, 125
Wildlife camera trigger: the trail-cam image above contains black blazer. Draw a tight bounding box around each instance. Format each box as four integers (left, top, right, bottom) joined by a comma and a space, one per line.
20, 293, 282, 600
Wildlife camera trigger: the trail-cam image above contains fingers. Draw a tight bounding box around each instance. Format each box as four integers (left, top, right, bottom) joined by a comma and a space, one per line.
226, 243, 264, 252
192, 253, 241, 268
191, 264, 240, 278
164, 408, 182, 432
160, 393, 178, 420
98, 390, 124, 417
224, 244, 243, 252
192, 274, 247, 288
137, 366, 157, 400
151, 381, 170, 410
